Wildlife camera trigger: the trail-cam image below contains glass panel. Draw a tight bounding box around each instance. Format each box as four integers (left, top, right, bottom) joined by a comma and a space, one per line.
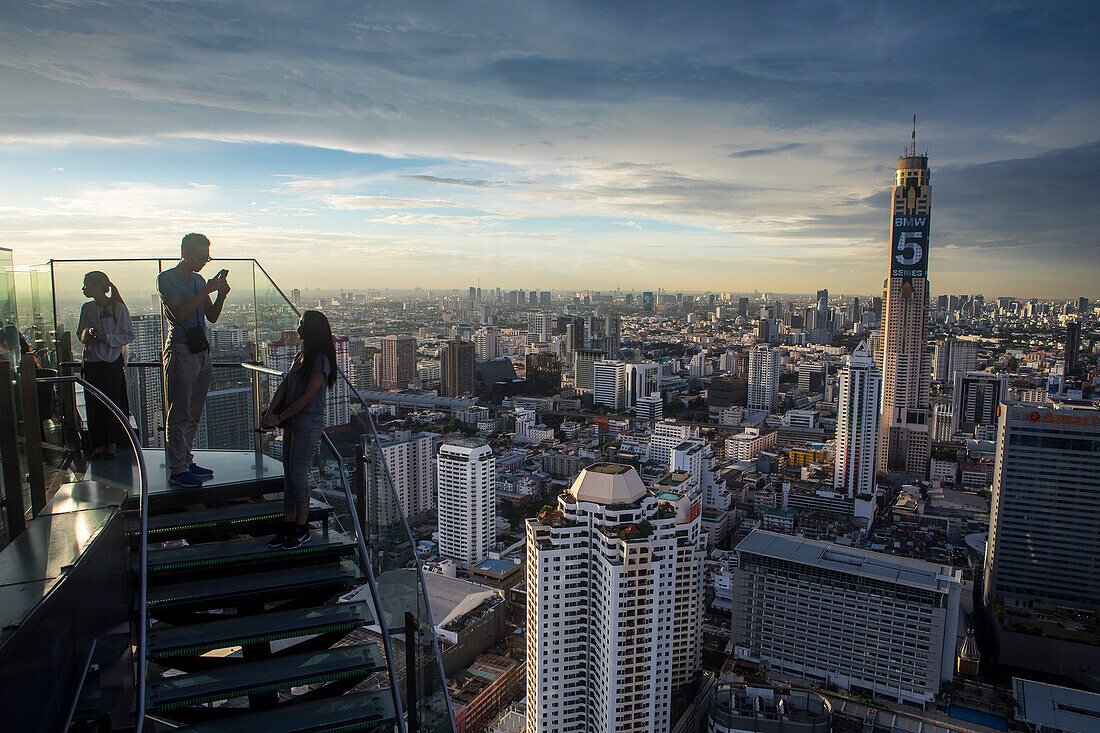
0, 247, 19, 546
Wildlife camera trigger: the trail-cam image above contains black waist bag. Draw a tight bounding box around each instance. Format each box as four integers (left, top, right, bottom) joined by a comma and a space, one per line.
184, 326, 209, 353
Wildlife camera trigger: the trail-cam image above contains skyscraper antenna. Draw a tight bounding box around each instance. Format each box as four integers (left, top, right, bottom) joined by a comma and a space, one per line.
911, 115, 917, 156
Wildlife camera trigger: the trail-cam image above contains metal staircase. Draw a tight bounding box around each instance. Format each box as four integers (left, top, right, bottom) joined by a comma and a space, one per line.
129, 450, 402, 731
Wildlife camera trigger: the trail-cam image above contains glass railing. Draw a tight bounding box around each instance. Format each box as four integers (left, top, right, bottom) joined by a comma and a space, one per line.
11, 257, 456, 732
252, 262, 457, 732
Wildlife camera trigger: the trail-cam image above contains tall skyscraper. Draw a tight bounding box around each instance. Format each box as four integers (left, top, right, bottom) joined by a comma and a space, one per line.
592, 361, 626, 411
1065, 320, 1081, 374
380, 334, 417, 388
834, 342, 881, 502
737, 297, 749, 318
437, 441, 495, 567
879, 125, 933, 476
984, 402, 1100, 678
526, 464, 703, 733
746, 344, 779, 413
440, 339, 475, 397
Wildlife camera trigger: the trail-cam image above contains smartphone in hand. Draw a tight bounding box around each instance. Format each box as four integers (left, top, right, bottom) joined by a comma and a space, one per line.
217, 268, 229, 281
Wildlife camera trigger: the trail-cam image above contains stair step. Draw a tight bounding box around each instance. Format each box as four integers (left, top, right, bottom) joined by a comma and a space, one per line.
173, 690, 396, 733
147, 560, 362, 612
130, 474, 287, 513
148, 531, 356, 575
148, 644, 386, 711
133, 499, 332, 541
149, 601, 374, 658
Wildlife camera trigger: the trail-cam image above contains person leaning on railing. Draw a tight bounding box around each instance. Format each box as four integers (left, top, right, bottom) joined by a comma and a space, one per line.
157, 233, 230, 488
77, 270, 135, 459
261, 310, 336, 550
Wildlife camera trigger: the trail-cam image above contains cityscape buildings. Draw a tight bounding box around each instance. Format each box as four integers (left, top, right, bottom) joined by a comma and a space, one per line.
592, 360, 627, 411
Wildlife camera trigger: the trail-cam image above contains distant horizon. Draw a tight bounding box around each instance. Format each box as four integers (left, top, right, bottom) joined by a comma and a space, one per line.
2, 3, 1098, 299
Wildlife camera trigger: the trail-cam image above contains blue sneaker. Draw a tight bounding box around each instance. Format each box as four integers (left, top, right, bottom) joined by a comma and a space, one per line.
170, 471, 204, 488
189, 463, 214, 479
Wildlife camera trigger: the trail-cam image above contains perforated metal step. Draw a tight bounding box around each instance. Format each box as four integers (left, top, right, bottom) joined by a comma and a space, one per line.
147, 560, 361, 612
173, 690, 396, 732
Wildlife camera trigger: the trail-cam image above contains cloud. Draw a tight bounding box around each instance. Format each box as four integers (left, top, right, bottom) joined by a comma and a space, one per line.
727, 143, 805, 158
403, 175, 505, 188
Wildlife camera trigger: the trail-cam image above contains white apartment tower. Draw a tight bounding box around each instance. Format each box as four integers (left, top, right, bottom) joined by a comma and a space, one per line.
879, 128, 933, 476
834, 341, 881, 499
437, 441, 496, 567
528, 312, 555, 343
593, 360, 627, 412
372, 430, 436, 525
526, 464, 703, 733
746, 344, 779, 413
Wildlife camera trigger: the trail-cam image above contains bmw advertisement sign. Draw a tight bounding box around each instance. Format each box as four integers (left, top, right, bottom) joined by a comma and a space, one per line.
890, 214, 930, 281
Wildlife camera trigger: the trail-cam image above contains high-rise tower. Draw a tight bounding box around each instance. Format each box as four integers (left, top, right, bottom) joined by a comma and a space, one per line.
879, 118, 933, 476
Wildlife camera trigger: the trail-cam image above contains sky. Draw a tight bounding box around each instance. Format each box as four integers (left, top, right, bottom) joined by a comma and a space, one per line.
1, 1, 1098, 298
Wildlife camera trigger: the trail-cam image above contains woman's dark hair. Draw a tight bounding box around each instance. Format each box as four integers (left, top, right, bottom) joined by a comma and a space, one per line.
84, 270, 125, 318
296, 310, 337, 388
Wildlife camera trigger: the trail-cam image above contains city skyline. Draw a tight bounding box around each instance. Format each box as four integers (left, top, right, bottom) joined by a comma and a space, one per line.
2, 3, 1098, 297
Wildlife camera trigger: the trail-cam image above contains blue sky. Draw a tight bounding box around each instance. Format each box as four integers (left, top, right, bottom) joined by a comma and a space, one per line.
1, 1, 1098, 297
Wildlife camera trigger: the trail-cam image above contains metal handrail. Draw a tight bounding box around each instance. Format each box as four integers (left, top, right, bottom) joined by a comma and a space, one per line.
59, 360, 259, 370
319, 432, 408, 733
36, 374, 150, 733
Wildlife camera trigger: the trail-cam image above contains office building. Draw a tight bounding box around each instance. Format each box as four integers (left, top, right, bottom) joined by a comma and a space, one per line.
526, 464, 703, 732
573, 348, 606, 392
525, 352, 562, 395
951, 372, 1007, 435
373, 430, 436, 525
1065, 320, 1081, 374
734, 530, 962, 705
797, 363, 826, 392
984, 402, 1100, 679
738, 297, 749, 318
634, 394, 663, 421
747, 344, 779, 413
440, 340, 475, 397
879, 132, 933, 476
708, 376, 747, 412
437, 441, 496, 567
931, 403, 954, 442
834, 342, 880, 502
126, 312, 164, 447
626, 362, 660, 409
528, 311, 555, 343
593, 360, 627, 412
380, 334, 418, 388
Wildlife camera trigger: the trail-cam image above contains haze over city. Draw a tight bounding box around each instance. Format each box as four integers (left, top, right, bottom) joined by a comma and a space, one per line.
2, 2, 1098, 296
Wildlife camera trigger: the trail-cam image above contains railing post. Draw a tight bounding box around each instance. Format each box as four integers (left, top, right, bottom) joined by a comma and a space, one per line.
250, 353, 264, 469
20, 354, 46, 516
354, 443, 367, 546
57, 332, 79, 447
406, 612, 419, 733
0, 361, 27, 541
